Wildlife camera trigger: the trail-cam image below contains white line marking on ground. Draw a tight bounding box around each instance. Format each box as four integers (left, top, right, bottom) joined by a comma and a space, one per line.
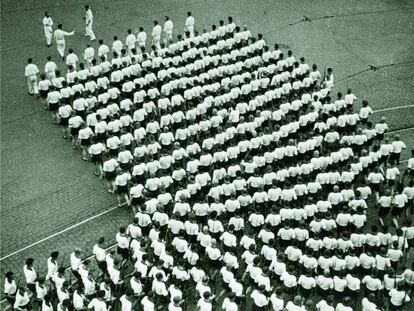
373, 104, 414, 113
386, 127, 414, 134
0, 206, 119, 262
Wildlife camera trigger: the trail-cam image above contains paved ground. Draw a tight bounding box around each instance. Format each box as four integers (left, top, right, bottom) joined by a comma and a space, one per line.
1, 0, 414, 306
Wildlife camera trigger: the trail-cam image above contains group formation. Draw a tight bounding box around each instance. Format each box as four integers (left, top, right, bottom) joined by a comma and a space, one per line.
14, 11, 414, 311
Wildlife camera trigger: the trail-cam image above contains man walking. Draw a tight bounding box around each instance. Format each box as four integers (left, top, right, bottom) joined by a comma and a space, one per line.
42, 12, 53, 47
185, 11, 194, 37
25, 58, 40, 96
84, 5, 96, 41
152, 20, 162, 50
136, 26, 147, 51
54, 24, 74, 59
163, 16, 173, 45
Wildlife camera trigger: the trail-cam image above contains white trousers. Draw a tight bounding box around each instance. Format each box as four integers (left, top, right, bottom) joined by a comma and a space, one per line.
163, 31, 173, 45
27, 75, 38, 94
84, 58, 93, 68
137, 42, 145, 52
56, 40, 65, 58
46, 72, 56, 83
44, 30, 53, 45
127, 45, 135, 56
152, 36, 161, 50
185, 25, 194, 37
86, 23, 96, 40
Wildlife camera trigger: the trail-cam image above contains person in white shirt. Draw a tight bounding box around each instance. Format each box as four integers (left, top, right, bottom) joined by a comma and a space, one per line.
42, 294, 54, 311
83, 44, 95, 68
92, 237, 107, 275
13, 287, 32, 311
97, 39, 110, 60
298, 270, 316, 298
124, 29, 136, 55
114, 170, 131, 207
70, 248, 83, 281
390, 135, 407, 166
4, 271, 17, 308
285, 295, 306, 311
42, 12, 54, 46
389, 284, 410, 310
316, 295, 335, 311
184, 11, 195, 37
23, 258, 37, 294
136, 26, 147, 50
222, 292, 238, 311
54, 24, 74, 59
25, 58, 40, 95
152, 20, 162, 50
250, 285, 269, 310
44, 55, 58, 83
88, 290, 107, 311
84, 5, 96, 41
197, 291, 214, 311
163, 16, 173, 45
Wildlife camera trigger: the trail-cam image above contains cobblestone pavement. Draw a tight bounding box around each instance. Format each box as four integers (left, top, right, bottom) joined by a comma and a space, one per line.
1, 0, 413, 307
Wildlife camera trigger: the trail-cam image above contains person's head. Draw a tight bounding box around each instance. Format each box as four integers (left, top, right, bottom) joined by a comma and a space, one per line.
85, 5, 90, 10
5, 271, 14, 281
293, 295, 302, 305
153, 20, 158, 26
51, 251, 59, 260
187, 11, 192, 17
26, 258, 34, 266
203, 291, 211, 301
97, 290, 106, 299
165, 16, 169, 21
58, 24, 63, 29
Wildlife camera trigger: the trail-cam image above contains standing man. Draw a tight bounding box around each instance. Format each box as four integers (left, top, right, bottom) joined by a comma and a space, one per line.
125, 29, 136, 55
4, 271, 17, 309
54, 24, 74, 59
163, 16, 173, 45
84, 5, 96, 41
25, 58, 40, 96
43, 12, 54, 47
185, 11, 194, 37
98, 39, 109, 60
44, 56, 57, 82
84, 44, 95, 68
136, 26, 147, 51
152, 20, 162, 50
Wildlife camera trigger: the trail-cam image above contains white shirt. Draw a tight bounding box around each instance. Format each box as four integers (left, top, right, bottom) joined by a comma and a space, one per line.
25, 63, 39, 77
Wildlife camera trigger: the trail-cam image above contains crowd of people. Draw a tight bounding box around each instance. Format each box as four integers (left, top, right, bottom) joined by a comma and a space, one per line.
14, 11, 414, 311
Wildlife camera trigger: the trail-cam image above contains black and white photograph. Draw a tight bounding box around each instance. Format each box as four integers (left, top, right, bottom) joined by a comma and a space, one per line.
1, 0, 414, 310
